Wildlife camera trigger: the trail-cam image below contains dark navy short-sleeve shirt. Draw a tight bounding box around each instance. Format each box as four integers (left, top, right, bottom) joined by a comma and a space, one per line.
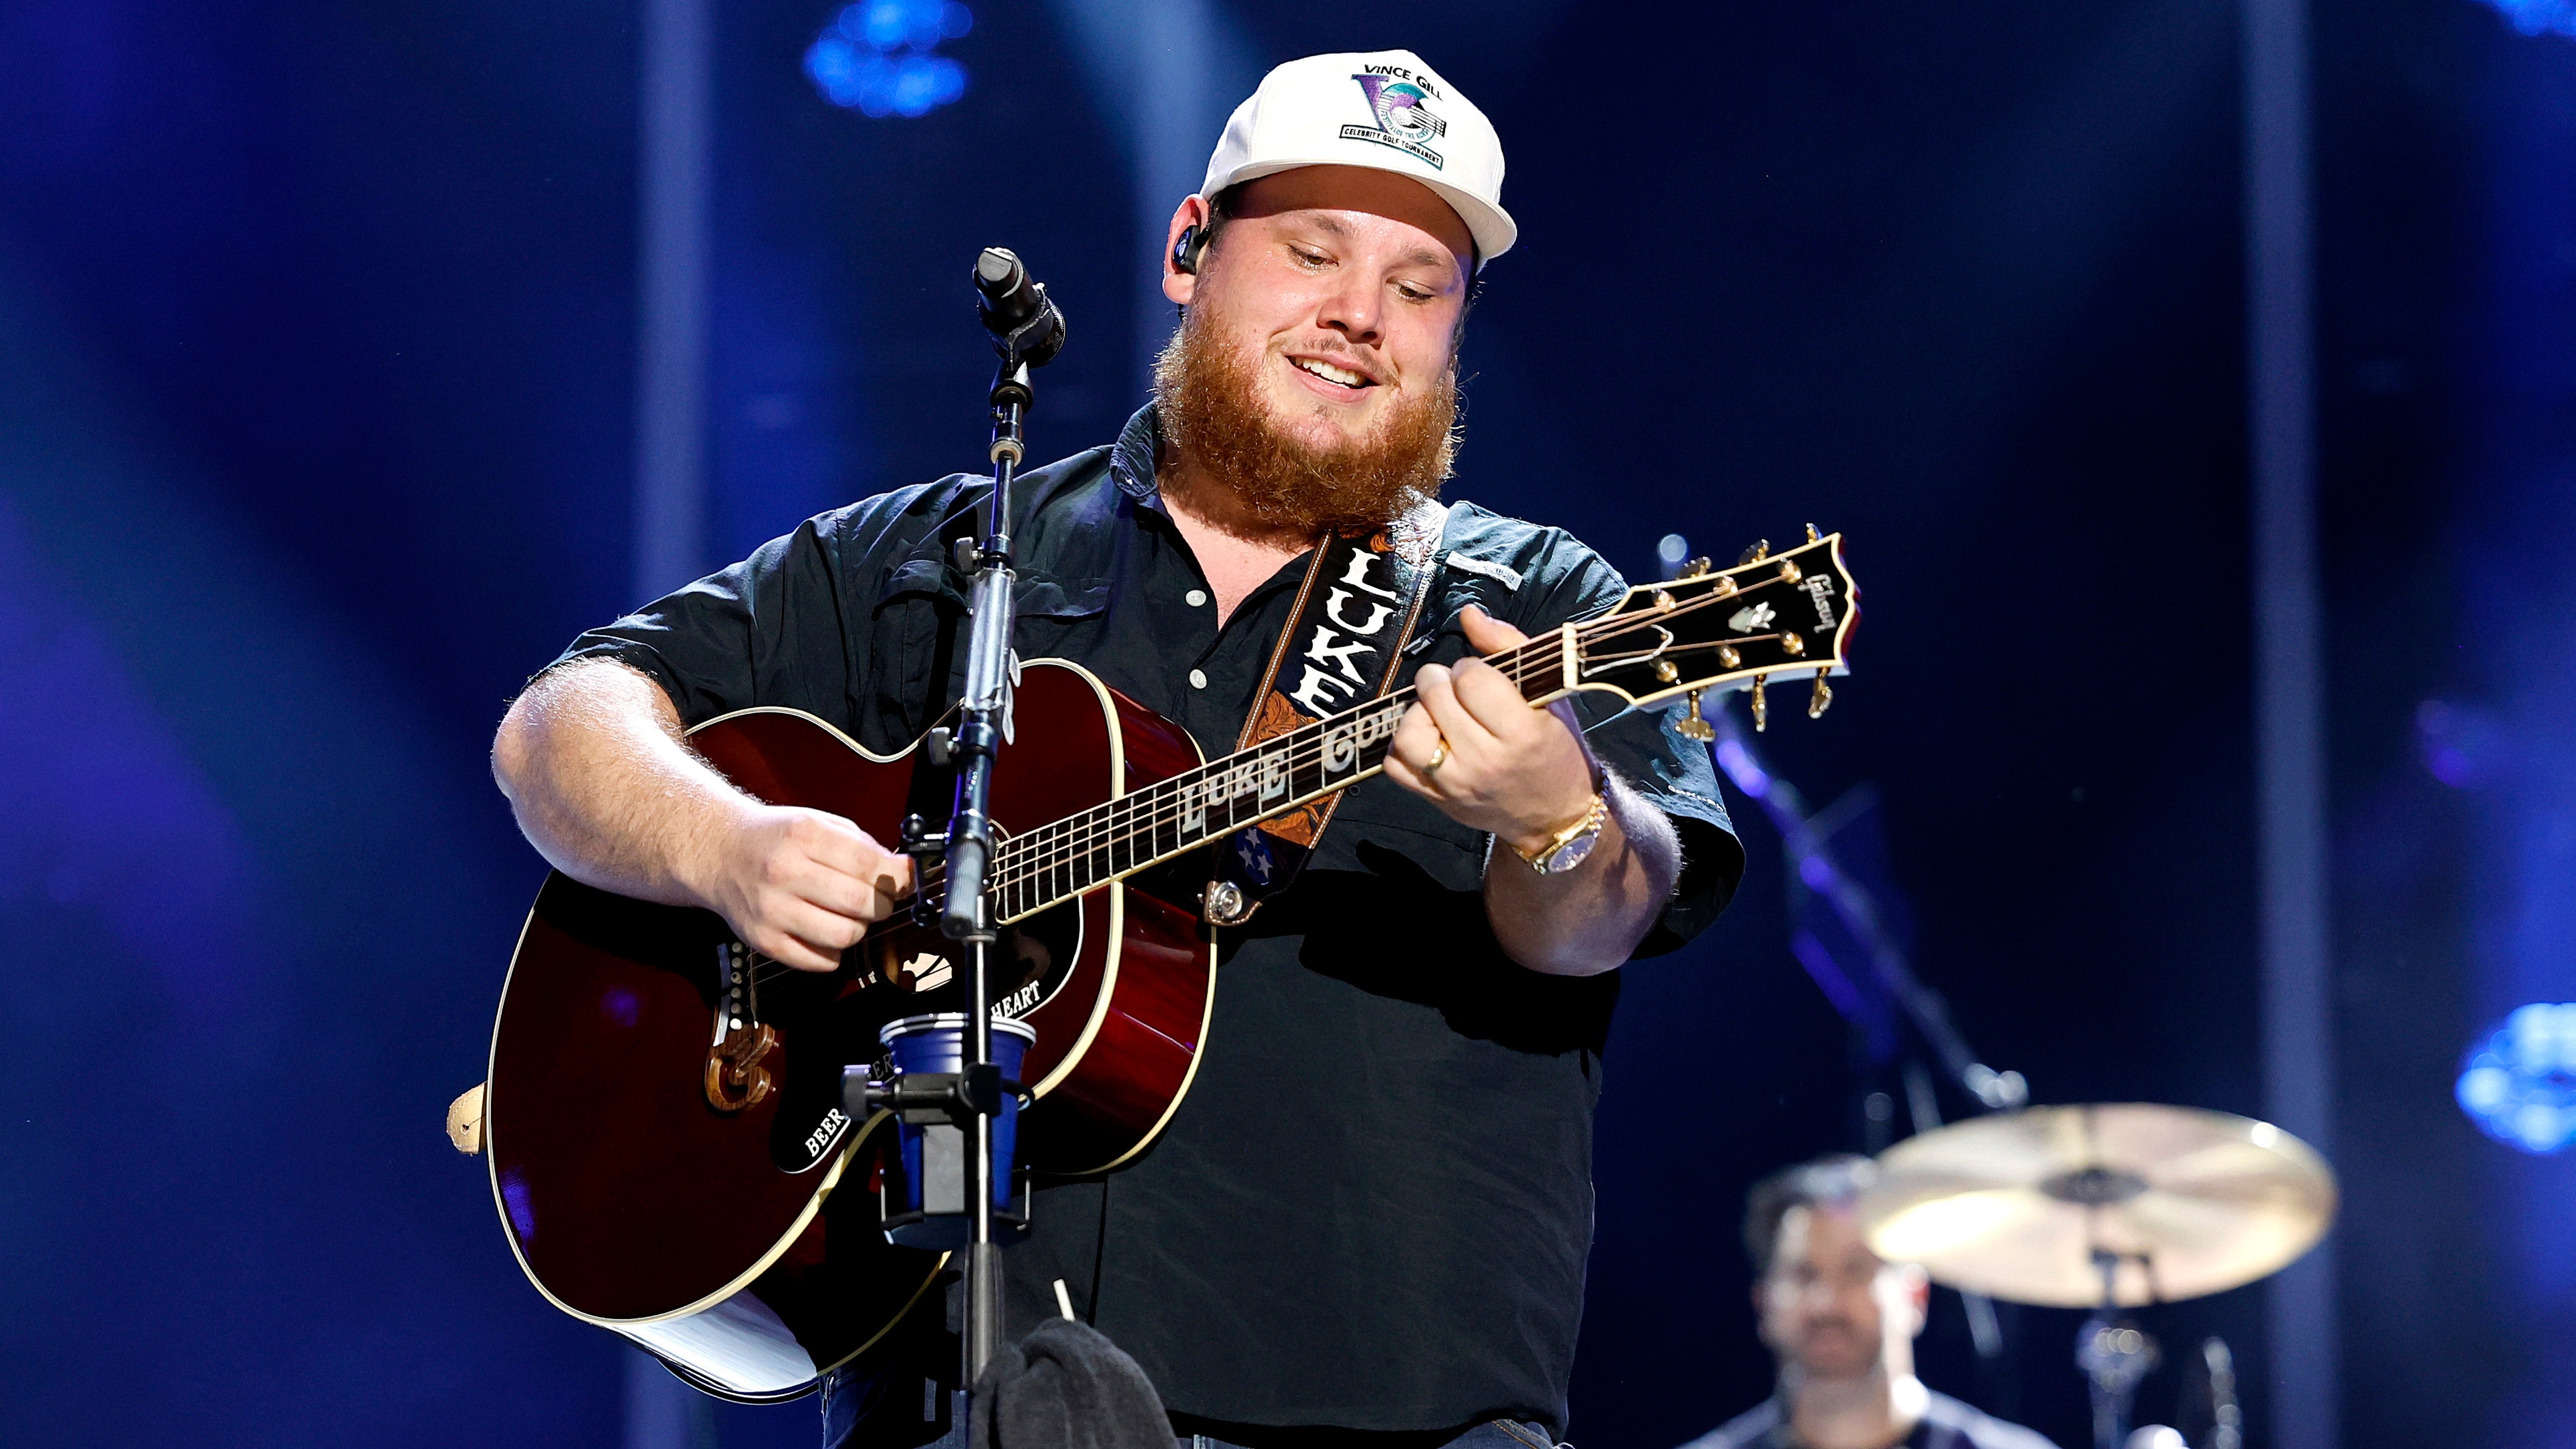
549, 406, 1744, 1438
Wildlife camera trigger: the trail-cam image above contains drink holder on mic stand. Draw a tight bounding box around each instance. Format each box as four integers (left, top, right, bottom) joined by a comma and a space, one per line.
839, 247, 1065, 1400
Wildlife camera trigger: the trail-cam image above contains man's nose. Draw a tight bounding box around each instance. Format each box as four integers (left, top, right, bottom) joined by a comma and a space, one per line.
1315, 272, 1383, 348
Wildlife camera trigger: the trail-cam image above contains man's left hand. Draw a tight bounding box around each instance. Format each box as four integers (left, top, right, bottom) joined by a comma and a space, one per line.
1385, 605, 1601, 855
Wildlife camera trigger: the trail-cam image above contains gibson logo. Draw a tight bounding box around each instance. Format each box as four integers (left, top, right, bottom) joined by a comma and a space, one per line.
1800, 574, 1839, 630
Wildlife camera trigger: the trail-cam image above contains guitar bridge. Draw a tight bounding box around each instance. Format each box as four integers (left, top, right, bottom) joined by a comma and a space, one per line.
704, 941, 779, 1113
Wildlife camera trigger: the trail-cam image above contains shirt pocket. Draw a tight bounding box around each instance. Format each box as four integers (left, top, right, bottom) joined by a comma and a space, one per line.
1007, 576, 1110, 664
865, 558, 1112, 741
865, 555, 967, 743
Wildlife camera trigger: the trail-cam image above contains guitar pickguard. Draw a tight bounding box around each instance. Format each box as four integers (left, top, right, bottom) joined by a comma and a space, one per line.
864, 899, 1084, 1023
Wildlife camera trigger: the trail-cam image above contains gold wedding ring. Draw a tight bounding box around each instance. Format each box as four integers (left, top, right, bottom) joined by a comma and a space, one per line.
1424, 737, 1450, 774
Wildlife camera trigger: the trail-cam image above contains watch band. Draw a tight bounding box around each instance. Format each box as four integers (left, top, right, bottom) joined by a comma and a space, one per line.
1513, 792, 1609, 873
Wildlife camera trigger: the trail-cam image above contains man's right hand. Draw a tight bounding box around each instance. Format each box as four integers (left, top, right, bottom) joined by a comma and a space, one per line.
685, 804, 915, 973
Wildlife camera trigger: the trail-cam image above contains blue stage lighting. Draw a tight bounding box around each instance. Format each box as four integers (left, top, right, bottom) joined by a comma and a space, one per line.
2474, 0, 2576, 37
2457, 1003, 2576, 1153
806, 0, 971, 117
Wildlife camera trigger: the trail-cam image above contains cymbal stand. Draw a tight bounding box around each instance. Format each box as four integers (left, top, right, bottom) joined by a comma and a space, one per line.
1707, 710, 2024, 1378
2075, 1250, 2162, 1449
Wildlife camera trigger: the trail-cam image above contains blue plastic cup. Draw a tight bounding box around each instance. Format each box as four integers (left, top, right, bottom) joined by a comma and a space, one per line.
877, 1013, 1035, 1228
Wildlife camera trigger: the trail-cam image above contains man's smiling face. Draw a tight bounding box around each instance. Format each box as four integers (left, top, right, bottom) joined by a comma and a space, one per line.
1167, 163, 1474, 459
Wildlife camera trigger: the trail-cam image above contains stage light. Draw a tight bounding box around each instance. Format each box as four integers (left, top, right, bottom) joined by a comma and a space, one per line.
2473, 0, 2576, 37
806, 0, 972, 117
2456, 1003, 2576, 1153
2418, 698, 2509, 787
1655, 532, 1689, 580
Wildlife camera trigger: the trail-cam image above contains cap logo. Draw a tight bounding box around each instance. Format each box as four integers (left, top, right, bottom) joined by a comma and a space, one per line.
1343, 70, 1446, 171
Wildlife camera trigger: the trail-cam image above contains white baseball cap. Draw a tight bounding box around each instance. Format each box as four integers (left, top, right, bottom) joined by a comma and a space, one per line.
1200, 49, 1516, 268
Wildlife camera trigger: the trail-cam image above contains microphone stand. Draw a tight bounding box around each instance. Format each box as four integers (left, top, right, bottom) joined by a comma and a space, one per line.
916, 248, 1063, 1393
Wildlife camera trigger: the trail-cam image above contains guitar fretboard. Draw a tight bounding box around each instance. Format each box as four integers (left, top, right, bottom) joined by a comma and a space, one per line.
895, 536, 1844, 926
982, 633, 1565, 923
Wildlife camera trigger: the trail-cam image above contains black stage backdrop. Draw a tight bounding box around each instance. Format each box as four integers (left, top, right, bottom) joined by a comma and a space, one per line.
0, 1, 2564, 1446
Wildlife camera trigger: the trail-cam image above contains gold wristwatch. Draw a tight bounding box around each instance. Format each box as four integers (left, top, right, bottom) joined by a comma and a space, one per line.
1513, 792, 1609, 875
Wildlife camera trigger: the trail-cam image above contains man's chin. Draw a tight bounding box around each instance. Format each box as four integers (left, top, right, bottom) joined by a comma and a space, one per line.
1257, 384, 1381, 442
1794, 1335, 1878, 1382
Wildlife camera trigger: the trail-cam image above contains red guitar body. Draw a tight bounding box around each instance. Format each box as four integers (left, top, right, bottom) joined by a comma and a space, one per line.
480, 660, 1214, 1400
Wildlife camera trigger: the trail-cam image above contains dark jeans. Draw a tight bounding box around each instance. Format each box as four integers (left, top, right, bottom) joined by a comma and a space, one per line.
819, 1374, 1563, 1449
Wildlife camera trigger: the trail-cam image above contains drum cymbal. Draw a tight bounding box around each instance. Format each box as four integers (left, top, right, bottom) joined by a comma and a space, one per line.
1856, 1103, 2336, 1308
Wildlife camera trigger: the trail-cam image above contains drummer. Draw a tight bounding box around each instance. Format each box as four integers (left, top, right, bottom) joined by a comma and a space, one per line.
1679, 1155, 2060, 1449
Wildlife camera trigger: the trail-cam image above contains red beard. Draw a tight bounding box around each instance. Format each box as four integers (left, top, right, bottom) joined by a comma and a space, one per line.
1151, 316, 1458, 537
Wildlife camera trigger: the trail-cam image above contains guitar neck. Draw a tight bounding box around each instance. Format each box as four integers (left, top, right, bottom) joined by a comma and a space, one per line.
979, 632, 1572, 924
921, 530, 1854, 926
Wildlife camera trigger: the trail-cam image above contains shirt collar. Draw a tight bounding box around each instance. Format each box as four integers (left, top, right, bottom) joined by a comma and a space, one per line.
1108, 403, 1164, 503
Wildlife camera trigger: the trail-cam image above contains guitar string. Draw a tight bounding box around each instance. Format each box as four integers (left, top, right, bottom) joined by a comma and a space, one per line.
748, 636, 1560, 988
745, 573, 1827, 984
983, 627, 1797, 914
981, 574, 1809, 891
746, 566, 1830, 985
746, 585, 1818, 987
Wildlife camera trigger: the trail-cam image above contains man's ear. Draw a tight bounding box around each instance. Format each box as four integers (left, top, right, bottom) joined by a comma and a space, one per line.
1901, 1264, 1931, 1336
1163, 195, 1212, 307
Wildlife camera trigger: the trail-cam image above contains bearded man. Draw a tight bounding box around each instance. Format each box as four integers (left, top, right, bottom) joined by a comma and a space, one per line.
1682, 1157, 2058, 1449
492, 49, 1741, 1449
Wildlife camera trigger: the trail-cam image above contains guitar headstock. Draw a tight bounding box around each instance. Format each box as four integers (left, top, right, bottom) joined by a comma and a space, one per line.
1570, 528, 1858, 735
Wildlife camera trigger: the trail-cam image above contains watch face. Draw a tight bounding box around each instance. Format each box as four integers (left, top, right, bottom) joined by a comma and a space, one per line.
1543, 829, 1600, 875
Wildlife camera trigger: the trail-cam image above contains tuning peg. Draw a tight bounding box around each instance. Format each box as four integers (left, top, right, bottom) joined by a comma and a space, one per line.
1779, 630, 1806, 658
1675, 556, 1713, 580
1809, 667, 1833, 718
1739, 540, 1771, 564
1805, 522, 1821, 543
1676, 689, 1716, 743
1750, 674, 1770, 733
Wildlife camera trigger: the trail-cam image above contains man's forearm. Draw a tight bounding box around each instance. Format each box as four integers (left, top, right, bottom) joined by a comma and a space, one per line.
490, 658, 747, 909
1482, 775, 1680, 977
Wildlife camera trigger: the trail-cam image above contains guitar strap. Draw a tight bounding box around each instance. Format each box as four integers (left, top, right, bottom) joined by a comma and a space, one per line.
1204, 500, 1446, 926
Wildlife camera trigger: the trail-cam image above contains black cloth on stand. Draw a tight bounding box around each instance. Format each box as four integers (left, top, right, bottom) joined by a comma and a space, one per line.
969, 1319, 1171, 1449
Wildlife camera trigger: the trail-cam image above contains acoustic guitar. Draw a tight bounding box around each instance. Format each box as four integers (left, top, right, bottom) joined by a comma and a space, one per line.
476, 532, 1858, 1400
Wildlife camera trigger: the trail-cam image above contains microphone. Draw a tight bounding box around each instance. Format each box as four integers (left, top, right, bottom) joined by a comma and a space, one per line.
973, 248, 1066, 366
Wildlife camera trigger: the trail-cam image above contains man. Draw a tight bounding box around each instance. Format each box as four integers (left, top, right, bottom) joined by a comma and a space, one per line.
492, 49, 1741, 1448
1681, 1157, 2058, 1449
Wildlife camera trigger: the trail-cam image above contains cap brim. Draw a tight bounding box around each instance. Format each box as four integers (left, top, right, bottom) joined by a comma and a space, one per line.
1208, 158, 1516, 269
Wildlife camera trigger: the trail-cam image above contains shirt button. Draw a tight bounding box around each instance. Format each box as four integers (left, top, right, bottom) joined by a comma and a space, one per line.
1185, 588, 1208, 607
1188, 669, 1208, 690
